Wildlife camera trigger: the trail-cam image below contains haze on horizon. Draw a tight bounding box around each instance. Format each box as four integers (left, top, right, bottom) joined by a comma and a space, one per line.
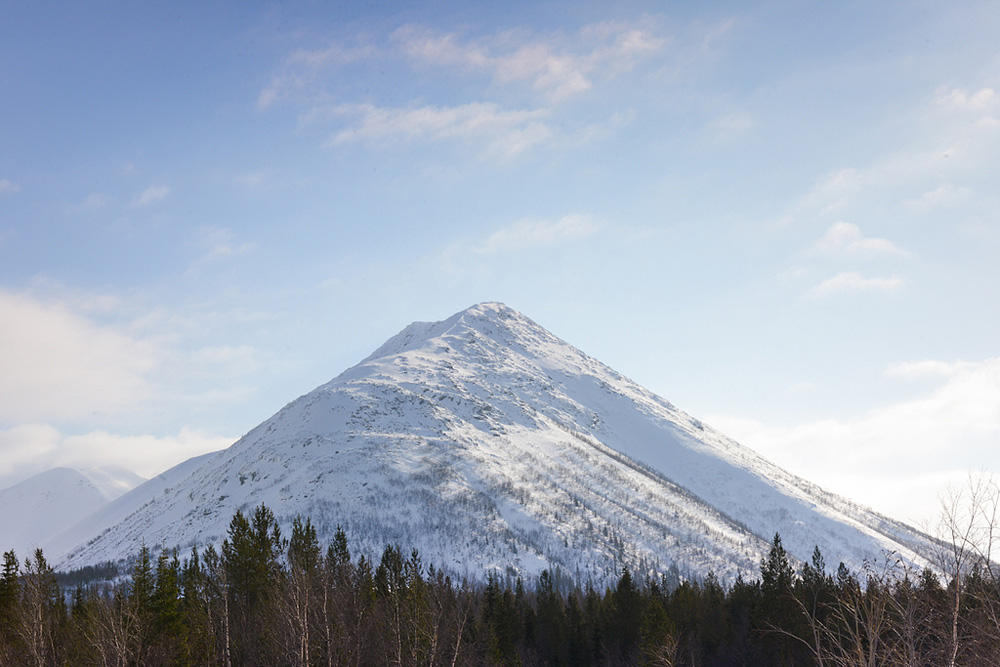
0, 0, 998, 528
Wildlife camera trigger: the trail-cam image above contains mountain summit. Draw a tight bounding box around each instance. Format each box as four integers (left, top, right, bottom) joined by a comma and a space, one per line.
56, 302, 935, 583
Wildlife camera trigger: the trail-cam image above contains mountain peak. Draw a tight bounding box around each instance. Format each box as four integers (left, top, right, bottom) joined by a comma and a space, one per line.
359, 302, 535, 364
54, 304, 937, 583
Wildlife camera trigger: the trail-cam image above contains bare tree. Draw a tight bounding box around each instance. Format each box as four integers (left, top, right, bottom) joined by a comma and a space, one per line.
934, 472, 1000, 666
17, 549, 61, 667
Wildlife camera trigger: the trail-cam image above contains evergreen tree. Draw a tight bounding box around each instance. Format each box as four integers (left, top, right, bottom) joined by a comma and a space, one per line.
287, 516, 321, 667
222, 504, 285, 666
757, 534, 808, 665
606, 567, 642, 662
0, 550, 19, 642
535, 569, 567, 665
152, 549, 186, 661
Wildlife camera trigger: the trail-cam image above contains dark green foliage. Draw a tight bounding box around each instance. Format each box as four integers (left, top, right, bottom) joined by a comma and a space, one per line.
0, 550, 18, 642
222, 504, 285, 666
8, 520, 1000, 666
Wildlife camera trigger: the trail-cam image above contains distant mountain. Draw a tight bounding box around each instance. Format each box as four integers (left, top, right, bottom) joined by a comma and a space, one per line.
0, 468, 113, 558
80, 465, 147, 501
55, 303, 938, 584
44, 453, 217, 563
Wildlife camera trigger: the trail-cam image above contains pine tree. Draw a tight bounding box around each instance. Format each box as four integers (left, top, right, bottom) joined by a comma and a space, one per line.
287, 516, 321, 667
152, 549, 186, 661
535, 569, 567, 665
0, 550, 19, 641
222, 504, 285, 666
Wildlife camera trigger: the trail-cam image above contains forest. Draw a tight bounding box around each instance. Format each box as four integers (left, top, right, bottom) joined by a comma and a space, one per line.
1, 496, 999, 667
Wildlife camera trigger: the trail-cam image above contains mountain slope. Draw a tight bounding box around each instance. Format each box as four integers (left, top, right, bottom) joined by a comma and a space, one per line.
0, 468, 110, 558
45, 452, 219, 562
79, 465, 147, 501
57, 303, 938, 583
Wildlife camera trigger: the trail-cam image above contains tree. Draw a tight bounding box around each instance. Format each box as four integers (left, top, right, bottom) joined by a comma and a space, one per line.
535, 569, 567, 665
151, 549, 186, 662
18, 548, 63, 667
757, 533, 807, 665
0, 550, 21, 663
222, 504, 286, 666
286, 516, 321, 667
935, 471, 1000, 666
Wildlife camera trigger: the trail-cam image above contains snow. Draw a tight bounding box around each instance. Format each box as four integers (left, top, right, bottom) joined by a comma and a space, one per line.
80, 465, 147, 501
51, 302, 939, 584
0, 468, 110, 559
43, 452, 219, 562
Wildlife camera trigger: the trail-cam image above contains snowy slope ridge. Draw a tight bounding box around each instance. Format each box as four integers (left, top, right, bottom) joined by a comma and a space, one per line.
57, 302, 938, 583
0, 468, 111, 558
44, 452, 220, 561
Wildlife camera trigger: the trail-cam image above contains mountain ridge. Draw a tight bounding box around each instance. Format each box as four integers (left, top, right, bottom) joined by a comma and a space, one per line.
53, 302, 937, 584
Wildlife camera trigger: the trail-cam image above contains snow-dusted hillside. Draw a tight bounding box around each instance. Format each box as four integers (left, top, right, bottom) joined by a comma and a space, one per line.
56, 303, 938, 584
44, 452, 218, 562
80, 465, 147, 502
0, 468, 115, 558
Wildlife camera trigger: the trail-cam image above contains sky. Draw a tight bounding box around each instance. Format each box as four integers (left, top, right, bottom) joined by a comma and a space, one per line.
1, 0, 998, 530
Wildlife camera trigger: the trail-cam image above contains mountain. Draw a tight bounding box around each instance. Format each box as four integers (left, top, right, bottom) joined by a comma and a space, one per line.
55, 302, 937, 584
44, 452, 218, 562
0, 468, 112, 558
79, 465, 147, 501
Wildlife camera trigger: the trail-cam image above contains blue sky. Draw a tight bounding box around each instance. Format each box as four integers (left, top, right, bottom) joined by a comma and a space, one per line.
1, 0, 998, 527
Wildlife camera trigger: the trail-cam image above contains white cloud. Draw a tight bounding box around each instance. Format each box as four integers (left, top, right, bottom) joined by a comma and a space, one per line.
0, 179, 19, 196
934, 86, 998, 113
780, 81, 1000, 226
478, 215, 602, 253
0, 424, 231, 486
885, 359, 973, 380
710, 112, 754, 142
808, 271, 904, 298
707, 357, 1000, 526
901, 184, 973, 213
811, 221, 910, 256
258, 42, 377, 110
0, 288, 156, 423
331, 102, 552, 158
132, 185, 171, 207
66, 192, 112, 214
394, 19, 666, 103
193, 226, 255, 263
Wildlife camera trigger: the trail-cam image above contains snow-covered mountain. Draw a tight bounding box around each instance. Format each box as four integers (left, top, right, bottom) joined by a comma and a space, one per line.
44, 453, 218, 562
80, 465, 147, 502
55, 303, 938, 584
0, 468, 116, 558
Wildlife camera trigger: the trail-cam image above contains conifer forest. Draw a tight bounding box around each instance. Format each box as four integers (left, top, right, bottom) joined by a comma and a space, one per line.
2, 500, 1000, 667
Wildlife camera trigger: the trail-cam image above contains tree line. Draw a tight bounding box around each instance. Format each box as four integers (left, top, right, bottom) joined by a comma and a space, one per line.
1, 494, 1000, 666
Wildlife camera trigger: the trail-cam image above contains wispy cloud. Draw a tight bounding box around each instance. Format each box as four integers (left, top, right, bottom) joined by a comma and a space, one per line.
706, 357, 1000, 524
934, 86, 998, 113
0, 288, 156, 423
132, 185, 171, 207
0, 179, 19, 196
192, 226, 255, 265
808, 271, 904, 298
811, 221, 910, 256
393, 20, 666, 103
778, 81, 1000, 227
258, 42, 377, 110
0, 424, 231, 484
331, 102, 552, 159
66, 192, 112, 214
478, 215, 601, 253
886, 359, 975, 380
901, 184, 973, 213
709, 111, 754, 142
